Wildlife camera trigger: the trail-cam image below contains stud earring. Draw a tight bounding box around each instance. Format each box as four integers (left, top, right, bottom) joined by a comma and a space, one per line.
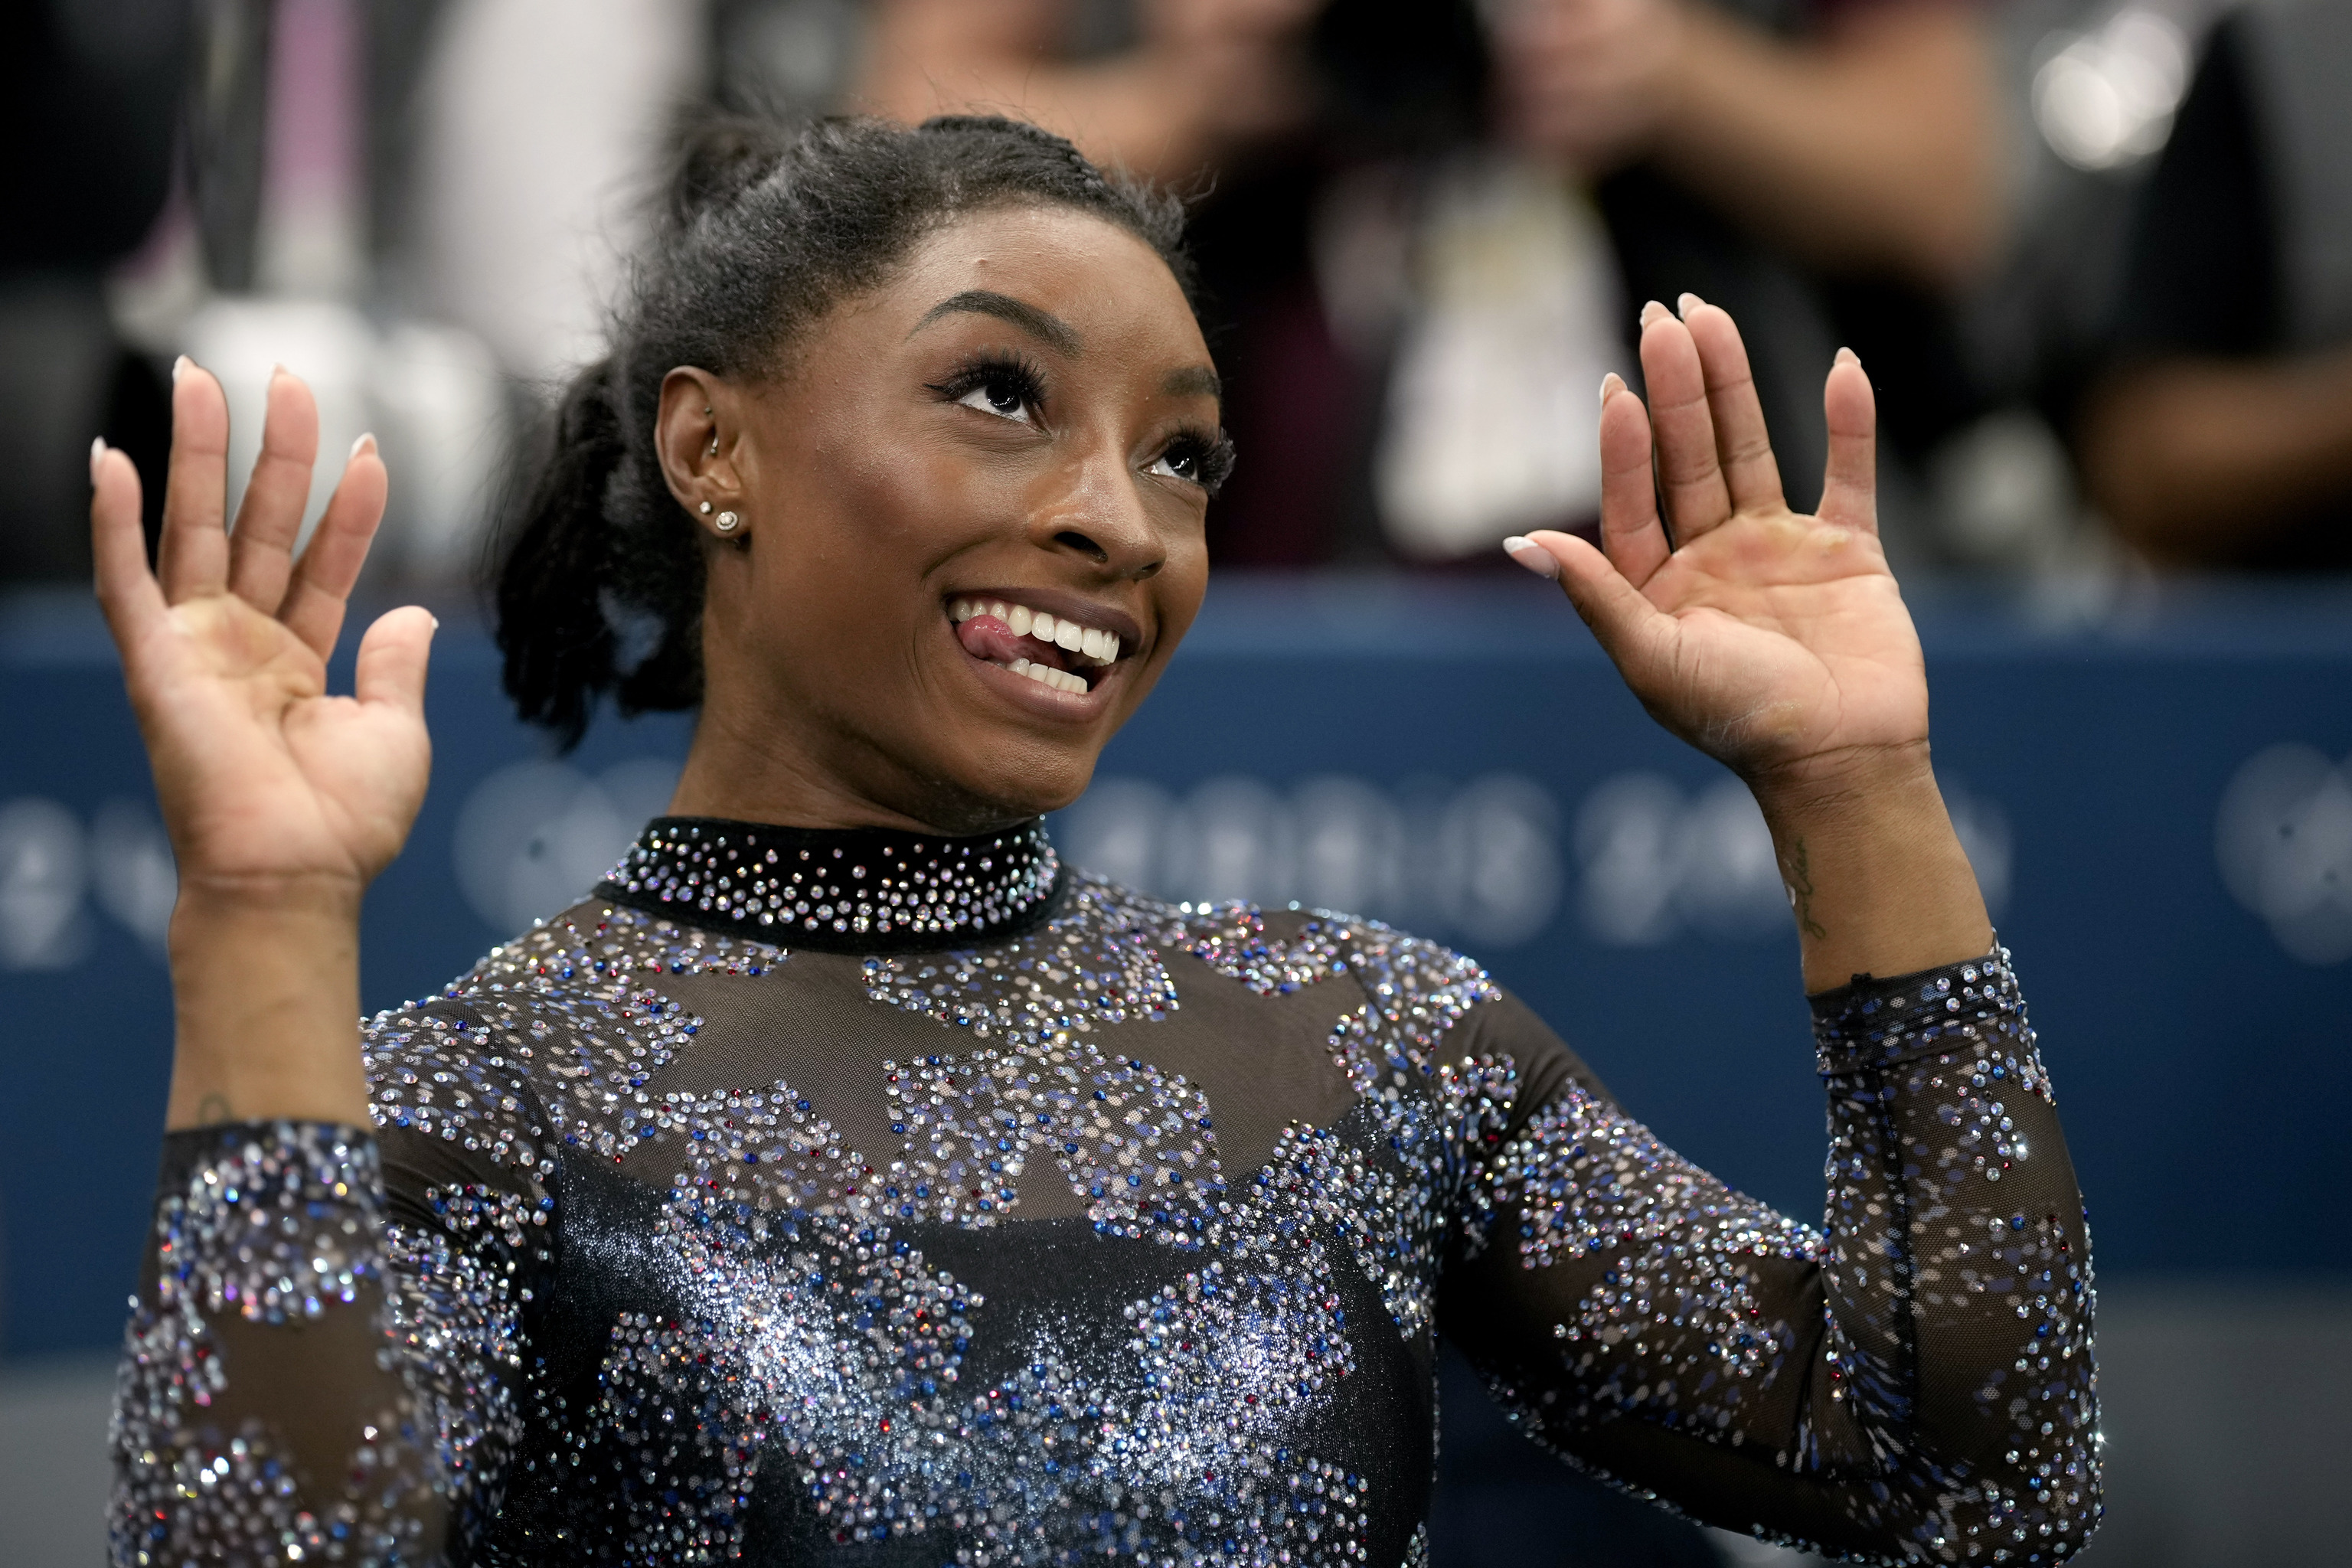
697, 501, 713, 514
714, 511, 740, 533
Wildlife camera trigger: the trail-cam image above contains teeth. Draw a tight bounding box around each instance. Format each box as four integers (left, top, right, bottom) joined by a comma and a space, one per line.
949, 596, 1126, 667
1006, 657, 1085, 694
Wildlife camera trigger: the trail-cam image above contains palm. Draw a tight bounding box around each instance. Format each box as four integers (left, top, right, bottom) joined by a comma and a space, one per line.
1526, 300, 1925, 783
93, 366, 435, 900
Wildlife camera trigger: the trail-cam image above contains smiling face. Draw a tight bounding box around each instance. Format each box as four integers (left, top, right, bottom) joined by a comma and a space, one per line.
656, 203, 1225, 835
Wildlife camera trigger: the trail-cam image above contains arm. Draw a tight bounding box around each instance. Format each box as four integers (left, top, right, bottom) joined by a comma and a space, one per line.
1441, 962, 2096, 1560
2079, 350, 2352, 566
92, 366, 490, 1557
1491, 298, 2098, 1553
854, 0, 1322, 185
1491, 0, 2002, 289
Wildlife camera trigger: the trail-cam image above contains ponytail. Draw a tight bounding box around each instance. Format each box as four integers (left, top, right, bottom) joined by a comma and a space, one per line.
492, 360, 702, 749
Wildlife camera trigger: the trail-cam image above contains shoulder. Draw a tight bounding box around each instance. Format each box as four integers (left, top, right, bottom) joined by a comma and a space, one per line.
1063, 871, 1582, 1089
361, 898, 790, 1168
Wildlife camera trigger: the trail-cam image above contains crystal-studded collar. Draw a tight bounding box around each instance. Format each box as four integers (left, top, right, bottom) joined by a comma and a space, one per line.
596, 816, 1064, 952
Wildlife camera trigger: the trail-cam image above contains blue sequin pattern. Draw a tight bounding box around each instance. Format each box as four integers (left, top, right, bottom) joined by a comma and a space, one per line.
113, 825, 2098, 1566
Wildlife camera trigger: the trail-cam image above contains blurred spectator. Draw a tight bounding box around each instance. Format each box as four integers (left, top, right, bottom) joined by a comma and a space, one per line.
851, 0, 2004, 572
0, 0, 190, 583
2077, 0, 2352, 570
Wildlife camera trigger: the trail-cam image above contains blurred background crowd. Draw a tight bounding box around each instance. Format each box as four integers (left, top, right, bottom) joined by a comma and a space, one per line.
10, 0, 2352, 597
5, 4, 2352, 1566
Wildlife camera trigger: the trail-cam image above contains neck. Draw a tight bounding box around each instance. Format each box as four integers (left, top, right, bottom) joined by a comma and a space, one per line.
669, 701, 1025, 837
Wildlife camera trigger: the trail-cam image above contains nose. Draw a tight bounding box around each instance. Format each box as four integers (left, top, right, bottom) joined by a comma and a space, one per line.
1026, 443, 1168, 580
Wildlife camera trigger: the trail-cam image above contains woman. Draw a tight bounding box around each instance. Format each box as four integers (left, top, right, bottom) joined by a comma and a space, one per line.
93, 116, 2096, 1566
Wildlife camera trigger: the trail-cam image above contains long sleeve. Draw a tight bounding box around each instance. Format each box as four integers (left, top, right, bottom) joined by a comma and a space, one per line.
109, 999, 554, 1567
1438, 945, 2100, 1564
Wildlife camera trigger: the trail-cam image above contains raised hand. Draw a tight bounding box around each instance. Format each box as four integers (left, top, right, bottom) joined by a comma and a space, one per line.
1511, 297, 1988, 988
92, 361, 435, 1127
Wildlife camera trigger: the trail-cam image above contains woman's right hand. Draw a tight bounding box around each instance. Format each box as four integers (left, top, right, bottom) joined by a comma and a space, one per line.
93, 361, 435, 1129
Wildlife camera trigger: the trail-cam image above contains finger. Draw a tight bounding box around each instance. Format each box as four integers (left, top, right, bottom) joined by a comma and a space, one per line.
1680, 295, 1785, 515
1534, 527, 1678, 678
90, 441, 168, 647
157, 358, 232, 602
1818, 347, 1878, 535
279, 434, 388, 659
1636, 301, 1733, 544
227, 367, 322, 615
1596, 371, 1671, 586
353, 605, 438, 721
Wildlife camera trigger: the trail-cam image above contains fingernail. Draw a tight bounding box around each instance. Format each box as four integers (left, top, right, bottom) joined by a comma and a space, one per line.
1835, 346, 1860, 368
1502, 536, 1560, 580
1599, 371, 1626, 406
270, 361, 290, 381
351, 432, 377, 459
1677, 292, 1704, 318
172, 354, 191, 384
1639, 299, 1670, 328
427, 612, 441, 632
89, 436, 106, 485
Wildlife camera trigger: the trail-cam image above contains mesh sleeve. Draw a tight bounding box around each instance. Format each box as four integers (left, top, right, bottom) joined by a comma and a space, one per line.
109, 1000, 554, 1566
1439, 946, 2100, 1565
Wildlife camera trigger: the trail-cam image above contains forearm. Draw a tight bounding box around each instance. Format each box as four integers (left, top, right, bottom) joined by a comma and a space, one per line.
1652, 1, 1999, 287
165, 884, 372, 1129
1749, 743, 1991, 995
2079, 350, 2352, 564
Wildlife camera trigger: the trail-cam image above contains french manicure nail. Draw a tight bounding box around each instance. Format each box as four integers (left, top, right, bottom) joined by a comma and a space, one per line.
427, 613, 441, 632
1502, 536, 1560, 580
351, 432, 377, 459
90, 436, 106, 485
1677, 292, 1704, 318
171, 354, 191, 384
1834, 346, 1860, 368
1638, 299, 1669, 328
1600, 371, 1626, 404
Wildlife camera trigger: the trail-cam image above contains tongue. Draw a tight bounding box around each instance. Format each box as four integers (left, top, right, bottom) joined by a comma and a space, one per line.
956, 613, 1073, 674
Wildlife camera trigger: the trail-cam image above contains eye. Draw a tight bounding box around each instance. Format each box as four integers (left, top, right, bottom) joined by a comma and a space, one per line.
1149, 430, 1236, 494
958, 373, 1035, 423
930, 353, 1047, 426
1148, 446, 1200, 483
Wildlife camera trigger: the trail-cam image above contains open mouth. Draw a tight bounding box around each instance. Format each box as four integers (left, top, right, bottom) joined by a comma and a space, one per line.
949, 596, 1125, 697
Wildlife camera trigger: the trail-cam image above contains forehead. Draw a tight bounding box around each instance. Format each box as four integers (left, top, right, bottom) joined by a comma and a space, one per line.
863, 204, 1207, 361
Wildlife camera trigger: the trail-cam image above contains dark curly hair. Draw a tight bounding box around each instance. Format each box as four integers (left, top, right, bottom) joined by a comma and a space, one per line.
493, 113, 1197, 747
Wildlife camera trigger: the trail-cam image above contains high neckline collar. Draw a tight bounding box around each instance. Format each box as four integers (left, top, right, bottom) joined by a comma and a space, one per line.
596, 816, 1063, 953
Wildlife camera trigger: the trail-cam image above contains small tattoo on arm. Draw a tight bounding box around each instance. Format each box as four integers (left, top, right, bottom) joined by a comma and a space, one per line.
1784, 838, 1828, 941
196, 1093, 235, 1125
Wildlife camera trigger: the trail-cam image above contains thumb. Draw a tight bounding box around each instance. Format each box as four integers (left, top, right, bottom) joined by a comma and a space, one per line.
1522, 528, 1676, 676
354, 605, 437, 719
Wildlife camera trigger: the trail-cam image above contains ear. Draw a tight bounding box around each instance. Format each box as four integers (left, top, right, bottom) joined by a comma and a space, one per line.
655, 368, 746, 534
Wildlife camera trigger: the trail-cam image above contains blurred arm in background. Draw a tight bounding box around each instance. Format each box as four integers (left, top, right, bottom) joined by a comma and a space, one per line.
2077, 11, 2352, 570
854, 0, 1324, 185
1488, 0, 2001, 292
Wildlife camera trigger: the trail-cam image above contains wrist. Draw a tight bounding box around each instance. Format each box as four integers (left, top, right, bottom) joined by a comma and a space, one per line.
1743, 739, 1939, 831
165, 885, 371, 1131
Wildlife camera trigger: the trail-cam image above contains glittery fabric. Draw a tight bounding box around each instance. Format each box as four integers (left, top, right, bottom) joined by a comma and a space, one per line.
114, 821, 2099, 1566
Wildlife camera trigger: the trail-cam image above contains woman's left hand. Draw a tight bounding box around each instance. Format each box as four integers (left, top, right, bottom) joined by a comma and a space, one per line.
1515, 297, 1922, 798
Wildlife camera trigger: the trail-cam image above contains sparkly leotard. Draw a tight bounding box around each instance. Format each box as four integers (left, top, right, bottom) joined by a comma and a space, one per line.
111, 818, 2099, 1566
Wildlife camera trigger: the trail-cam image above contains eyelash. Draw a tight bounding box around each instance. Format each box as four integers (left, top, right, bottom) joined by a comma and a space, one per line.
927, 351, 1048, 420
1158, 427, 1237, 495
928, 350, 1233, 495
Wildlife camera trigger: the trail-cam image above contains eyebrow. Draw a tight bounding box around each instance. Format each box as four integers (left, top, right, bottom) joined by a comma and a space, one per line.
911, 290, 1080, 355
1163, 365, 1221, 400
